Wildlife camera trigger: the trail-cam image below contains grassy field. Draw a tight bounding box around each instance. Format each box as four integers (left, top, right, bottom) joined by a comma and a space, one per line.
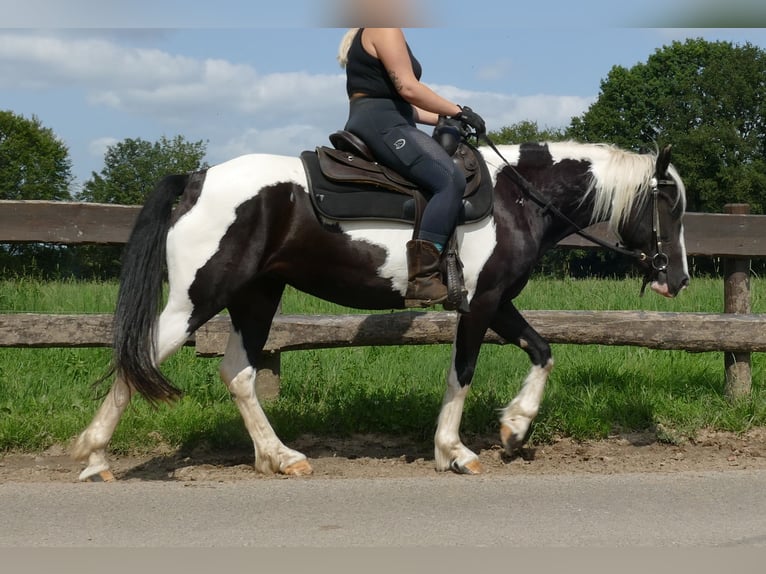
0, 276, 763, 454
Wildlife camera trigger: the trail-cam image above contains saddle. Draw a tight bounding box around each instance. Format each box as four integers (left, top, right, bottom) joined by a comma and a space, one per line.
300, 128, 493, 225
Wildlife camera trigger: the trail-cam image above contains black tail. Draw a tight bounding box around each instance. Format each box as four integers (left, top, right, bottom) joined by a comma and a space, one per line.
110, 174, 189, 404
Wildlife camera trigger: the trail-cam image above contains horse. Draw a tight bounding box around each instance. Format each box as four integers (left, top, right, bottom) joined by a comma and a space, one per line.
71, 137, 689, 481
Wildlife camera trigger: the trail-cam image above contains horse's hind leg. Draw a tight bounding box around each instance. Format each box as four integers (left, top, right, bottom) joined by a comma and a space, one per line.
71, 304, 193, 481
220, 281, 311, 476
70, 376, 132, 482
490, 301, 553, 453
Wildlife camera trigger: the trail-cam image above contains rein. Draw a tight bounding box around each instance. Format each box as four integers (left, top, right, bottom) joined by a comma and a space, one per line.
478, 134, 668, 271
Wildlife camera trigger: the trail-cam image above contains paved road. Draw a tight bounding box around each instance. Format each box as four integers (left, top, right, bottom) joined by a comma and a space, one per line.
2, 470, 765, 547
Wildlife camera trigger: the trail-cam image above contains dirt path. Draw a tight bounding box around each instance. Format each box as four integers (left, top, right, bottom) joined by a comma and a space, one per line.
2, 429, 765, 483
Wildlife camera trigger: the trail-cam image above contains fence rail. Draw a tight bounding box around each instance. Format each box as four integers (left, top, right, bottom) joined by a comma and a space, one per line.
3, 311, 766, 354
3, 200, 766, 255
1, 200, 764, 399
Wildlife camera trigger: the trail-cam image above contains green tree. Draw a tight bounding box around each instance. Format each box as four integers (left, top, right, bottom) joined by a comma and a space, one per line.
0, 110, 73, 200
568, 38, 766, 214
78, 135, 207, 204
490, 120, 568, 144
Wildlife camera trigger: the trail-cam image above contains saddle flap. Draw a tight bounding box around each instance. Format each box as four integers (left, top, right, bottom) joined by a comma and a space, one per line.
316, 146, 418, 194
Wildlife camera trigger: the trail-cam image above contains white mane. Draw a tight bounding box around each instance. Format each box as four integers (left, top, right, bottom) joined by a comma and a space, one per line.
481, 141, 686, 234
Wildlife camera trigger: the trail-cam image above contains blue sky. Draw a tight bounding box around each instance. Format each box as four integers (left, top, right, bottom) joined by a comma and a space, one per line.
2, 0, 766, 191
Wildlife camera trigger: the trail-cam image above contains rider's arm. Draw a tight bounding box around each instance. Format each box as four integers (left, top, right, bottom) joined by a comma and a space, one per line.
366, 28, 461, 119
412, 106, 439, 126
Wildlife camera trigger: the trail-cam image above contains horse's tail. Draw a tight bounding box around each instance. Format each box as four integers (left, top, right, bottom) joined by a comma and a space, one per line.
109, 174, 189, 404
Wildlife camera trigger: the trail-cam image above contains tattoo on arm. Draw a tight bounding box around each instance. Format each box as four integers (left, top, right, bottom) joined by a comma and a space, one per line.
388, 70, 404, 92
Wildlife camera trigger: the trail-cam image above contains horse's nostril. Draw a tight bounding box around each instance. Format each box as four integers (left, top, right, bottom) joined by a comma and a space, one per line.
680, 277, 689, 289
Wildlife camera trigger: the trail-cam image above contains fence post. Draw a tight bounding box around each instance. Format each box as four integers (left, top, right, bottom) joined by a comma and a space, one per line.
254, 300, 281, 400
255, 352, 281, 400
723, 203, 752, 399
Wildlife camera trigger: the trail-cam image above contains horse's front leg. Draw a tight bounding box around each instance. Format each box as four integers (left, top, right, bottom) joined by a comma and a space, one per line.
434, 311, 491, 474
490, 301, 553, 453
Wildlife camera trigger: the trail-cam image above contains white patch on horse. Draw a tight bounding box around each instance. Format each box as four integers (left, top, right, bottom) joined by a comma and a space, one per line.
479, 145, 521, 185
166, 154, 307, 302
339, 216, 497, 302
679, 223, 690, 277
500, 359, 554, 446
338, 221, 412, 295
456, 217, 497, 301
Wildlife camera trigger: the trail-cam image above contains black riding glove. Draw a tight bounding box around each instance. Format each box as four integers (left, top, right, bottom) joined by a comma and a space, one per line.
454, 106, 486, 136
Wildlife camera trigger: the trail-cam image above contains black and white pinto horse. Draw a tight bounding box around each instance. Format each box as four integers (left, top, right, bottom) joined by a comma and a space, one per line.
72, 140, 689, 481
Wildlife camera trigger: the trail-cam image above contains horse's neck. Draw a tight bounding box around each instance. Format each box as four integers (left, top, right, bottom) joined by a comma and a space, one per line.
525, 178, 599, 248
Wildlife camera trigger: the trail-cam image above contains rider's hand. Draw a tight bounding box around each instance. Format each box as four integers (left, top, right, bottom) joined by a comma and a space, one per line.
454, 106, 486, 136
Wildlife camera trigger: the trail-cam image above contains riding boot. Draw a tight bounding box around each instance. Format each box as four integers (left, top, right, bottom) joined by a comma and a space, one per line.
404, 239, 449, 308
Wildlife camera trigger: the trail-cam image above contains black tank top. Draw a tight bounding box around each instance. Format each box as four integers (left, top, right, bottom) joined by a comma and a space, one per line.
345, 28, 422, 100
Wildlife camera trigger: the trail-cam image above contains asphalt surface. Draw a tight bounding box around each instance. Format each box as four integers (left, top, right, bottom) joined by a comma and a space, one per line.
2, 470, 765, 547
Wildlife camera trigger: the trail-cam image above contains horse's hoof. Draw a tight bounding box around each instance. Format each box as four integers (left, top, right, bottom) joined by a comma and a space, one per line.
283, 459, 313, 476
450, 458, 483, 475
500, 423, 531, 454
80, 468, 116, 482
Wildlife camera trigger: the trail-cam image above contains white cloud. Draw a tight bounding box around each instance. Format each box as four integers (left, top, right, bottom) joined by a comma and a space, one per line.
88, 136, 119, 159
1, 30, 595, 173
0, 31, 347, 128
432, 85, 594, 131
214, 124, 333, 162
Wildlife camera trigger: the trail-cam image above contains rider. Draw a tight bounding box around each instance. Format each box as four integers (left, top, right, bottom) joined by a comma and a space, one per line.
338, 27, 487, 308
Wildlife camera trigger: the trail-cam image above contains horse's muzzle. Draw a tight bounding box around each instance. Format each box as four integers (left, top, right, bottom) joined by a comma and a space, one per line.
650, 271, 689, 298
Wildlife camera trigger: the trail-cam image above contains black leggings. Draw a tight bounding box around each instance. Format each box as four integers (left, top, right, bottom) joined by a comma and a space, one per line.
345, 97, 466, 246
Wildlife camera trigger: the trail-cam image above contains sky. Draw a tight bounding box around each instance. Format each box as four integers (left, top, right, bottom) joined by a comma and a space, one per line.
2, 0, 766, 193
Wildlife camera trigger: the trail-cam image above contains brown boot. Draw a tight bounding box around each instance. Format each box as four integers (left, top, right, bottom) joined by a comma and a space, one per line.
404, 239, 449, 308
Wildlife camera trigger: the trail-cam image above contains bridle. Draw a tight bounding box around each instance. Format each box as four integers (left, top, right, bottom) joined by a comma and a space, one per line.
478, 133, 674, 292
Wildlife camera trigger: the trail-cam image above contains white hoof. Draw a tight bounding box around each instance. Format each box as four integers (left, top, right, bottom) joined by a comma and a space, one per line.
78, 462, 115, 482
500, 416, 533, 453
435, 443, 482, 474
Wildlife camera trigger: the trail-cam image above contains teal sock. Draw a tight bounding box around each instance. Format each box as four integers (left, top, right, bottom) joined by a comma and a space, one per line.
433, 242, 444, 252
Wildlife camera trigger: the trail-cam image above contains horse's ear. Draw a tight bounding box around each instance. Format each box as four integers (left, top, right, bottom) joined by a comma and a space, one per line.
656, 144, 672, 176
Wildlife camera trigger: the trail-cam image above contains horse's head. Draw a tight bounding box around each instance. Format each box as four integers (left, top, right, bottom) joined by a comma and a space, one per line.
618, 145, 689, 298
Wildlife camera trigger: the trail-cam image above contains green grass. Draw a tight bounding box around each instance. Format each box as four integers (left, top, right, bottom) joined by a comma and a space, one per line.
0, 276, 763, 454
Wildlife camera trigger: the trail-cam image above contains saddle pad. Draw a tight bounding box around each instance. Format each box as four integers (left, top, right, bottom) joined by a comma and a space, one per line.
301, 149, 494, 225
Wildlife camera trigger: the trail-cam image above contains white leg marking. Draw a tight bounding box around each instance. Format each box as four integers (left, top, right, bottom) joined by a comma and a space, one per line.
220, 328, 311, 475
72, 306, 193, 481
500, 359, 554, 451
71, 377, 133, 481
433, 362, 481, 474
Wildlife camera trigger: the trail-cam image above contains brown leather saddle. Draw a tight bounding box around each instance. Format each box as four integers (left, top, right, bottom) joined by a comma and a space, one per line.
300, 129, 493, 226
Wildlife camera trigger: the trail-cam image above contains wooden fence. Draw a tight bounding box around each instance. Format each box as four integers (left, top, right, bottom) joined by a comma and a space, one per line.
1, 200, 764, 399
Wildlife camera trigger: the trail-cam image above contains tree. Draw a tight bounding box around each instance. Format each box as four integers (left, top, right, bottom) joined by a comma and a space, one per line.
78, 135, 207, 204
567, 39, 766, 214
71, 135, 207, 278
0, 110, 73, 200
489, 120, 568, 144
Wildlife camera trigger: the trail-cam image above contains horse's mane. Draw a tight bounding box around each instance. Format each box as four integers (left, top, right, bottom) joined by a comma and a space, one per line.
484, 141, 686, 234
